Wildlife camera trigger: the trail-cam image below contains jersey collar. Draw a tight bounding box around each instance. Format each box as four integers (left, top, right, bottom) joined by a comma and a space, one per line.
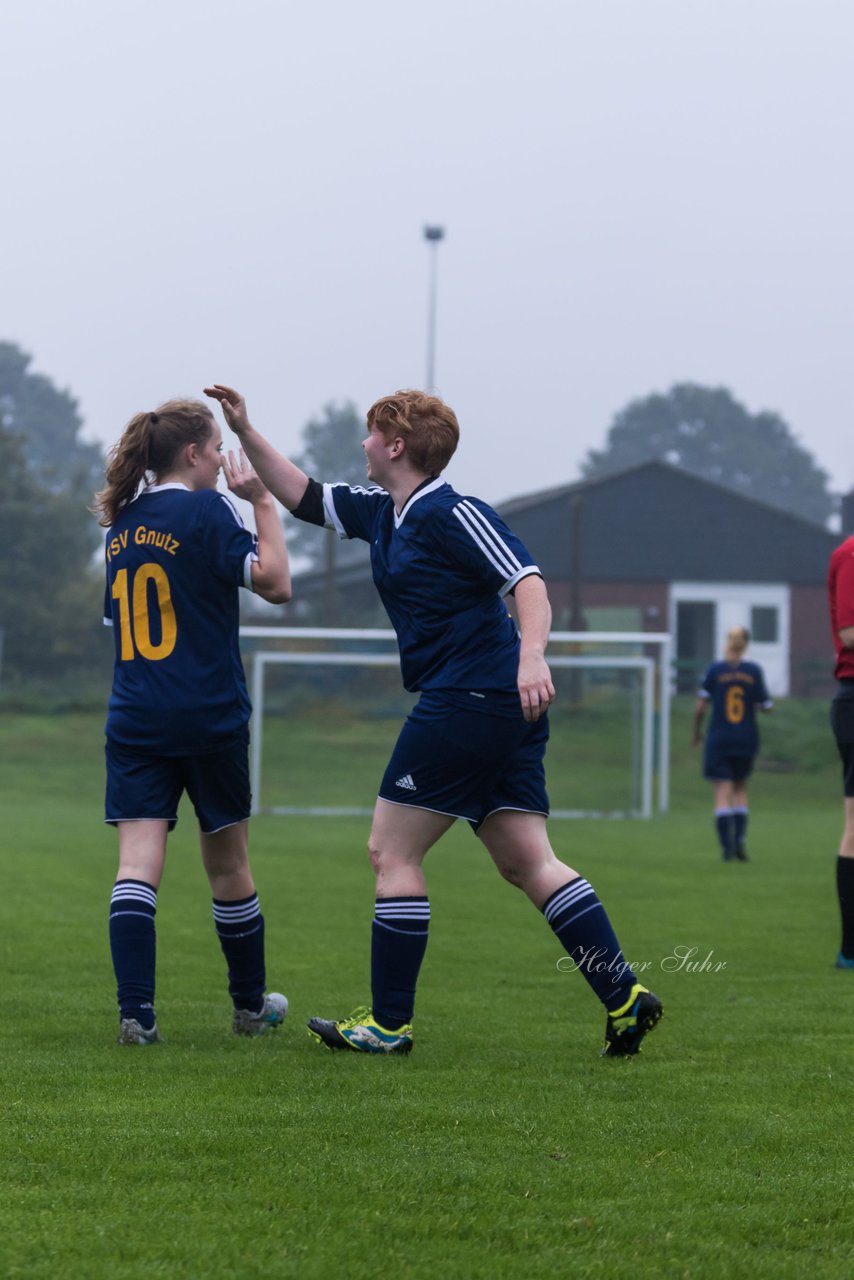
394, 476, 446, 528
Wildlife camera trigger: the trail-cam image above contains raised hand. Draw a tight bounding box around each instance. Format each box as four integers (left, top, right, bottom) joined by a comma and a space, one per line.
204, 384, 250, 436
203, 386, 310, 512
222, 448, 266, 503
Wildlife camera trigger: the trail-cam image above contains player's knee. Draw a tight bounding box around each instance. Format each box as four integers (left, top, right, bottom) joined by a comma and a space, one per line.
367, 834, 384, 876
494, 858, 526, 888
491, 840, 559, 891
368, 834, 415, 879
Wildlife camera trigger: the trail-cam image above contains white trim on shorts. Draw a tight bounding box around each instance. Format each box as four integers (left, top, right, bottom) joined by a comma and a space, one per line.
377, 795, 549, 833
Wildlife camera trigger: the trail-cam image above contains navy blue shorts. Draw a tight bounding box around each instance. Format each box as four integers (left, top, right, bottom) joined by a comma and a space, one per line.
105, 730, 251, 834
378, 690, 550, 833
703, 740, 754, 783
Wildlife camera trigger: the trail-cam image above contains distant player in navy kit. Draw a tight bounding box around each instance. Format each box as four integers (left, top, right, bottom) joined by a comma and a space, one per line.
95, 399, 292, 1044
204, 382, 663, 1058
692, 627, 773, 862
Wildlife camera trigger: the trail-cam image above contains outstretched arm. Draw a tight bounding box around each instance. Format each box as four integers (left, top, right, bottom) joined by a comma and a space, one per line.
513, 575, 556, 723
205, 384, 310, 512
222, 449, 292, 604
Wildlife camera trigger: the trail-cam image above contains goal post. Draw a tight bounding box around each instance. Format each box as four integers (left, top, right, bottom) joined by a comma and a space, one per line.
240, 627, 672, 820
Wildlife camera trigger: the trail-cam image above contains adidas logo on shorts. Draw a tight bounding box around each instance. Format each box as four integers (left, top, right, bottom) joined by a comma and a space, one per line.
395, 773, 417, 791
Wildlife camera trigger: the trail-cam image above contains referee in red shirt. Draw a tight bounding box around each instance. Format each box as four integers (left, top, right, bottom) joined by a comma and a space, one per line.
828, 534, 854, 967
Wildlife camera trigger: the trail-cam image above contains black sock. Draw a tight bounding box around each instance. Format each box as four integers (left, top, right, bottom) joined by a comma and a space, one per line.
109, 879, 157, 1029
837, 857, 854, 959
733, 808, 748, 849
715, 809, 734, 856
371, 897, 430, 1029
213, 894, 266, 1014
543, 878, 636, 1012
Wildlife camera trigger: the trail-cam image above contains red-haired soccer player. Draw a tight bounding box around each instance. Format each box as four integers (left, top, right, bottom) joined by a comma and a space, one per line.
205, 382, 663, 1059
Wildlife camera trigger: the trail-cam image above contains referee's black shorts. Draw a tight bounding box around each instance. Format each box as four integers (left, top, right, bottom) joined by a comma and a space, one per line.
831, 680, 854, 797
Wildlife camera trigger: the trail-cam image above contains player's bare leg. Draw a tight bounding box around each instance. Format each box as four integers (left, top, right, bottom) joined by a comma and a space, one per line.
200, 820, 255, 900
477, 809, 576, 906
367, 798, 455, 896
116, 818, 168, 888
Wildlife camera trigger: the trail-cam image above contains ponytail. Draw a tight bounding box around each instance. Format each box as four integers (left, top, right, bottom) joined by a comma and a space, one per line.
93, 412, 156, 527
93, 399, 213, 527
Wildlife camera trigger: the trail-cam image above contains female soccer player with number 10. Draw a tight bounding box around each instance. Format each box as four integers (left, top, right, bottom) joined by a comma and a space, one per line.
96, 398, 291, 1045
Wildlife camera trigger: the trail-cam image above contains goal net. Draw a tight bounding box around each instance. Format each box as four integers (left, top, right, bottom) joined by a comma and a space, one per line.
240, 628, 671, 820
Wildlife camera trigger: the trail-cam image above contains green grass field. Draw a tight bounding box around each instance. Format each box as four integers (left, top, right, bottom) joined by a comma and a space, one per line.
2, 702, 853, 1279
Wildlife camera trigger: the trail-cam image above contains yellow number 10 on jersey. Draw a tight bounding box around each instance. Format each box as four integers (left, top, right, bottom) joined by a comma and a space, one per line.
111, 564, 177, 661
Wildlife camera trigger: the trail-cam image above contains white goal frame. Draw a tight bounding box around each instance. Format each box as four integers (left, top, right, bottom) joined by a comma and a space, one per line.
240, 627, 672, 820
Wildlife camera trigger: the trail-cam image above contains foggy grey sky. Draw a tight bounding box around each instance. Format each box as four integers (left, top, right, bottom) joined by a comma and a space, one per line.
3, 0, 853, 509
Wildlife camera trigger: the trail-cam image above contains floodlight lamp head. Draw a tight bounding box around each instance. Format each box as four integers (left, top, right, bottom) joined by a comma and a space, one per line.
423, 225, 445, 242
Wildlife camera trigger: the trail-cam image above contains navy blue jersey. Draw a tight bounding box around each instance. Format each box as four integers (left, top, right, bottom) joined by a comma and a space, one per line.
103, 483, 258, 754
319, 477, 541, 693
699, 660, 772, 756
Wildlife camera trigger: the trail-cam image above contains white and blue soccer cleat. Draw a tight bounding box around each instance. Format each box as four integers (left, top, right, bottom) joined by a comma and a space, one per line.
232, 992, 289, 1036
117, 1018, 162, 1046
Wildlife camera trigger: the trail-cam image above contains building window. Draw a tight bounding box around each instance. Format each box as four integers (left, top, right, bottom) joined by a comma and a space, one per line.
751, 605, 778, 643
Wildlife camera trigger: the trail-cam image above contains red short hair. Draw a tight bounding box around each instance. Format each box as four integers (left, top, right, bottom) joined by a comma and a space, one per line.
367, 390, 459, 476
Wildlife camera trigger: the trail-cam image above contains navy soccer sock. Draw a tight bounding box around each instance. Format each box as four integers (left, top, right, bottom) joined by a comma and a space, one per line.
732, 807, 748, 849
109, 879, 158, 1029
543, 878, 637, 1013
837, 857, 854, 959
715, 808, 735, 857
371, 896, 430, 1030
213, 894, 266, 1014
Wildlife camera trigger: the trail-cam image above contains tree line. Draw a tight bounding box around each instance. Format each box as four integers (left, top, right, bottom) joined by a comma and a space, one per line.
0, 342, 107, 701
0, 338, 836, 700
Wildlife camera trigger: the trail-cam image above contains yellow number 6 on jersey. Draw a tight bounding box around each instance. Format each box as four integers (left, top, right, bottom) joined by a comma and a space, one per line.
725, 685, 745, 724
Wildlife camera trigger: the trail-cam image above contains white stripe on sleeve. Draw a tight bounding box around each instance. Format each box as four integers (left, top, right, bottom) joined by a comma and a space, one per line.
499, 565, 541, 598
321, 483, 349, 537
452, 501, 523, 579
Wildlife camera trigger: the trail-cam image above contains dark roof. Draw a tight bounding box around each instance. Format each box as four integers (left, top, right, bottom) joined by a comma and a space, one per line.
498, 461, 837, 585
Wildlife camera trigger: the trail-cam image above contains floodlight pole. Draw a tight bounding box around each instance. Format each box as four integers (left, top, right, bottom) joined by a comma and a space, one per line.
423, 225, 445, 391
